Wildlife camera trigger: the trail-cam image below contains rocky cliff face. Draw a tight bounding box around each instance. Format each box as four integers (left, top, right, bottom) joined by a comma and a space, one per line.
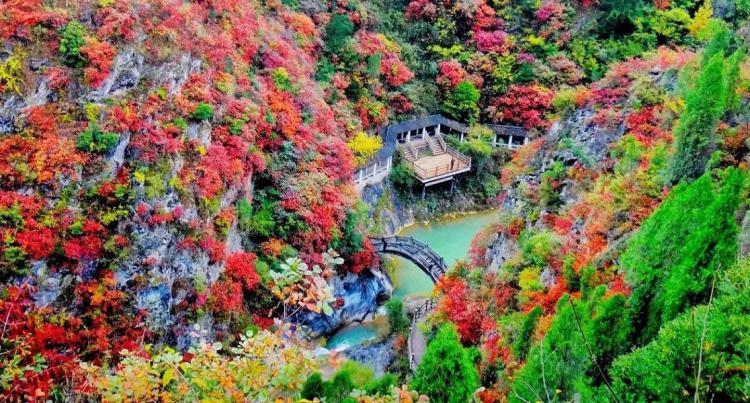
0, 0, 409, 354
361, 180, 416, 236
296, 269, 393, 337
481, 66, 679, 273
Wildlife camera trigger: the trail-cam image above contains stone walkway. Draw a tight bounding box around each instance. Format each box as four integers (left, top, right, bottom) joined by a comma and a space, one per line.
409, 319, 428, 370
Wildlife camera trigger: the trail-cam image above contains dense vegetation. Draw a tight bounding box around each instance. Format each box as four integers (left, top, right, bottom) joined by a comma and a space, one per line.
1, 0, 750, 401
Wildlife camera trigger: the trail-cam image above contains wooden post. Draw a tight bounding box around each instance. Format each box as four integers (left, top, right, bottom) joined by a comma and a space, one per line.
422, 184, 426, 200
450, 177, 455, 194
508, 135, 513, 148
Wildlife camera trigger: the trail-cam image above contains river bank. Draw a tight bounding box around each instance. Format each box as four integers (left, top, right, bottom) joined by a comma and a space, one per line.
323, 209, 500, 373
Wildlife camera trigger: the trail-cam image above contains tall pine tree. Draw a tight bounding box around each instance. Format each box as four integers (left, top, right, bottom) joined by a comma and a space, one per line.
411, 324, 479, 403
669, 53, 728, 183
623, 169, 746, 343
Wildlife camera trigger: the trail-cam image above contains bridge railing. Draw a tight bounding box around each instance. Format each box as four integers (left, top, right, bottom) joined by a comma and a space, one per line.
408, 298, 437, 372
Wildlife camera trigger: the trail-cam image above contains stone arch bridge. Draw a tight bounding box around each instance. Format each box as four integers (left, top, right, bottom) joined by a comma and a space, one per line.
370, 236, 445, 371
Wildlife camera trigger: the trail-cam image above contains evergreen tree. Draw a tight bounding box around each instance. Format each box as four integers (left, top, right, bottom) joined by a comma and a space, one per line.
411, 324, 479, 403
611, 260, 750, 402
623, 169, 745, 343
510, 289, 630, 403
323, 370, 355, 403
513, 305, 542, 361
724, 47, 747, 113
669, 53, 728, 183
385, 298, 409, 334
301, 373, 325, 400
442, 81, 481, 124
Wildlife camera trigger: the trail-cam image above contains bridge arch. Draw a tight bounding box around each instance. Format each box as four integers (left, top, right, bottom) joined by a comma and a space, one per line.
370, 236, 447, 283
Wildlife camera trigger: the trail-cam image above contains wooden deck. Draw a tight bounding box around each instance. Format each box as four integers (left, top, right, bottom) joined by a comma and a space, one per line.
412, 153, 470, 181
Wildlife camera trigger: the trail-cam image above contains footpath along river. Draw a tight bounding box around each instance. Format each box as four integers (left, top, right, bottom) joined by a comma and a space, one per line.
326, 210, 500, 350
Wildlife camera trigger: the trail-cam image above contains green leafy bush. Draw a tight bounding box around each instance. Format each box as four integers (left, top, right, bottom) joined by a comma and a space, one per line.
389, 161, 416, 190
192, 103, 215, 121
411, 324, 479, 403
442, 81, 480, 124
77, 124, 119, 154
59, 21, 88, 68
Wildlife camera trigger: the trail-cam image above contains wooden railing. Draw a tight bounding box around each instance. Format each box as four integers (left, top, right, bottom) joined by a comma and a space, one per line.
408, 298, 437, 372
405, 145, 471, 181
370, 236, 447, 281
371, 236, 447, 372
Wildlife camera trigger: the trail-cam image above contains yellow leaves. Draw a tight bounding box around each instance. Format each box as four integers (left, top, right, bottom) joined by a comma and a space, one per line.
133, 170, 146, 185
161, 368, 175, 387
347, 131, 383, 167
527, 35, 545, 47
688, 0, 714, 38
0, 48, 25, 95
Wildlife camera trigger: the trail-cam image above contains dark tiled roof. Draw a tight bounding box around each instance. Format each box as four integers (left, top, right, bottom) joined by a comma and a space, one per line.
366, 114, 529, 166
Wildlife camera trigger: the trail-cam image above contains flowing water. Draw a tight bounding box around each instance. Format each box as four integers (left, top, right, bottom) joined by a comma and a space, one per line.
326, 210, 500, 350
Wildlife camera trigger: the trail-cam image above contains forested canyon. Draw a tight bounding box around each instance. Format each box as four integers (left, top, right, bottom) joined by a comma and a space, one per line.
1, 0, 749, 401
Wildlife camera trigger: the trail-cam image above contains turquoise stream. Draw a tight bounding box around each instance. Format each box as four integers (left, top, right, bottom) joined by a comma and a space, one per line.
325, 210, 499, 350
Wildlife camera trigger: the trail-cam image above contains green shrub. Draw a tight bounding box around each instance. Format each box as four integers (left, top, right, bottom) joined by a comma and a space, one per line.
385, 298, 409, 334
364, 373, 397, 396
301, 373, 324, 400
325, 14, 354, 55
59, 21, 88, 68
389, 161, 416, 190
519, 229, 562, 267
551, 87, 577, 114
77, 124, 119, 154
192, 103, 214, 121
539, 161, 566, 209
238, 198, 275, 238
411, 324, 479, 403
442, 81, 480, 124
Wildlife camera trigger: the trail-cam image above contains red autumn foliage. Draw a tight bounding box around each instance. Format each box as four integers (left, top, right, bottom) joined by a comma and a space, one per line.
490, 85, 554, 129
16, 225, 56, 260
81, 40, 117, 88
437, 60, 469, 88
437, 276, 485, 344
380, 57, 414, 87
210, 280, 244, 313
224, 252, 260, 290
475, 30, 508, 54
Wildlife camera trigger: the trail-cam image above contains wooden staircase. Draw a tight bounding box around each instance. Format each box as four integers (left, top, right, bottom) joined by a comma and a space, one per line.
428, 135, 445, 155
400, 140, 418, 162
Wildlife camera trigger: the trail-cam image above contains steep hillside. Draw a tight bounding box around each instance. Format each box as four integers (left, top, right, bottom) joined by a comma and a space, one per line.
0, 0, 415, 398
1, 0, 750, 401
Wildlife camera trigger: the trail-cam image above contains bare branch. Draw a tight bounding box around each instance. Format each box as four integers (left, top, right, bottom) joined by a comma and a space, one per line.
694, 273, 718, 403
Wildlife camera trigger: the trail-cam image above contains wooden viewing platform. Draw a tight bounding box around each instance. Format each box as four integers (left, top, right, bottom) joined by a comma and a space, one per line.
353, 114, 530, 194
398, 134, 471, 187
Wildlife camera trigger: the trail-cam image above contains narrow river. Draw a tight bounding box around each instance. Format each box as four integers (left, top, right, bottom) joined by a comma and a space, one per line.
326, 210, 499, 350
